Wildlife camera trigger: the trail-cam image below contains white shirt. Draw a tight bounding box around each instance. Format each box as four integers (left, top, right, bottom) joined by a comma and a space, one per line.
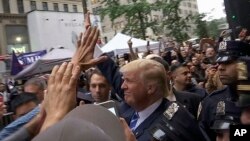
134, 98, 163, 129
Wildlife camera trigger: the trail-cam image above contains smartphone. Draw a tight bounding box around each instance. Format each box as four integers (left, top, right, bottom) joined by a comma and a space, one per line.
97, 100, 119, 117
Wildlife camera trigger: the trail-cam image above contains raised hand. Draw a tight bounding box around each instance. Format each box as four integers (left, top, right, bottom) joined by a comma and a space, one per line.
71, 11, 107, 71
84, 12, 91, 30
128, 38, 138, 61
40, 62, 80, 131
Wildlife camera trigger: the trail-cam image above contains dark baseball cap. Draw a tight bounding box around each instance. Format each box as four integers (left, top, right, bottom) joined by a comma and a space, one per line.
33, 104, 126, 141
216, 41, 250, 63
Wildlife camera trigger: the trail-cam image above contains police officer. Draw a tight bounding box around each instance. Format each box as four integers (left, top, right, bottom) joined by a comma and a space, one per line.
210, 100, 240, 141
150, 101, 206, 141
198, 40, 250, 141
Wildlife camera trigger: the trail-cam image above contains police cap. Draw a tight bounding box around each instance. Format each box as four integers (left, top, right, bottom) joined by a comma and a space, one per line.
216, 41, 250, 63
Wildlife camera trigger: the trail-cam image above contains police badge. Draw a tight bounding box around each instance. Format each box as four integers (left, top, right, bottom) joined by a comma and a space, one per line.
216, 101, 225, 115
219, 41, 227, 51
164, 103, 179, 120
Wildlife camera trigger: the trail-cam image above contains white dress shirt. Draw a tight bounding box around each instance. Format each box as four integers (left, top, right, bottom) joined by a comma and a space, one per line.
134, 98, 163, 129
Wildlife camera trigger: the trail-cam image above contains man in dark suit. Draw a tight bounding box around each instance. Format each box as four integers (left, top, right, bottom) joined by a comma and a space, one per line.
97, 54, 202, 118
115, 59, 203, 141
77, 68, 112, 104
117, 59, 168, 139
97, 55, 205, 140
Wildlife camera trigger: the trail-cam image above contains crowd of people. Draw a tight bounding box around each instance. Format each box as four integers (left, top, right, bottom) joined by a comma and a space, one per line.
1, 12, 250, 141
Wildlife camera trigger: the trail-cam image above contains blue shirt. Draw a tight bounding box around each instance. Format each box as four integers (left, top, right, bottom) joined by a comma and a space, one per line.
0, 106, 40, 140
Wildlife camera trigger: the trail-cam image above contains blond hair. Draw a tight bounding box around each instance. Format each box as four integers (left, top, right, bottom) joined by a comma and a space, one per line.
120, 59, 168, 97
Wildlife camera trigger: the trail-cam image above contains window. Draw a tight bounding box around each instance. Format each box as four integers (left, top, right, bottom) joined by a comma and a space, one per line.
2, 0, 10, 13
17, 0, 24, 13
53, 3, 59, 11
153, 15, 159, 22
73, 5, 78, 12
178, 9, 182, 14
189, 10, 193, 15
64, 4, 68, 12
193, 4, 197, 9
6, 25, 30, 54
92, 6, 102, 15
183, 2, 186, 6
184, 10, 188, 14
30, 1, 37, 11
187, 2, 191, 8
42, 2, 48, 11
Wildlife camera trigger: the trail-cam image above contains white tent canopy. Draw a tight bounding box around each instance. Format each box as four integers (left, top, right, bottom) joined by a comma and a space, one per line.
14, 46, 103, 79
101, 33, 159, 55
14, 48, 74, 79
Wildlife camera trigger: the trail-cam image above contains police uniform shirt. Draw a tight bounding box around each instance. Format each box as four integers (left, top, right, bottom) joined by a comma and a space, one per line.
198, 86, 241, 141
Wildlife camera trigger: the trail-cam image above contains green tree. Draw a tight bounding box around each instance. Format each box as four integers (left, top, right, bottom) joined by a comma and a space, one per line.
192, 13, 209, 38
159, 0, 190, 42
100, 0, 157, 39
100, 0, 190, 42
206, 18, 227, 39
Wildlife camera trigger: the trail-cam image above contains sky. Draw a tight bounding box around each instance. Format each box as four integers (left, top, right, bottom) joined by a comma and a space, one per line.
196, 0, 226, 20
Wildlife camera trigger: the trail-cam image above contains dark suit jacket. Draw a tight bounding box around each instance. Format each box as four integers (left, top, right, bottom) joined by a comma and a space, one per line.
97, 56, 206, 141
119, 99, 169, 141
186, 84, 207, 99
173, 89, 202, 118
119, 99, 206, 141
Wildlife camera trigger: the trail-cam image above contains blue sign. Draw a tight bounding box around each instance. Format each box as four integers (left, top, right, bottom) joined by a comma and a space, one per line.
17, 50, 47, 66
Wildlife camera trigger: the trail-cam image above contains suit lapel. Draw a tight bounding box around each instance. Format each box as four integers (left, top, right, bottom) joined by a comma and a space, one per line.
133, 99, 168, 138
119, 102, 135, 124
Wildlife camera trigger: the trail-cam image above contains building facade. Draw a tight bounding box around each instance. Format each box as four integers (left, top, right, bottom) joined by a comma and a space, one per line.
88, 0, 199, 41
0, 0, 200, 55
0, 0, 83, 55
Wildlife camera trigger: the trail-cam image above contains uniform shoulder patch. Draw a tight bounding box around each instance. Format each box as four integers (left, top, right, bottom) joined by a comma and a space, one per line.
164, 102, 179, 120
216, 101, 225, 115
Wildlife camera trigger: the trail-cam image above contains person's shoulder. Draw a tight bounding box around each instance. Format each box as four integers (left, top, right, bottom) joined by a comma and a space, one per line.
178, 91, 202, 99
208, 86, 228, 98
201, 86, 228, 106
194, 86, 206, 93
157, 101, 206, 140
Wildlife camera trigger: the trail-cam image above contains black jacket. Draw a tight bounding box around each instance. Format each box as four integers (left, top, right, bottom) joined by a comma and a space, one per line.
173, 89, 202, 118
